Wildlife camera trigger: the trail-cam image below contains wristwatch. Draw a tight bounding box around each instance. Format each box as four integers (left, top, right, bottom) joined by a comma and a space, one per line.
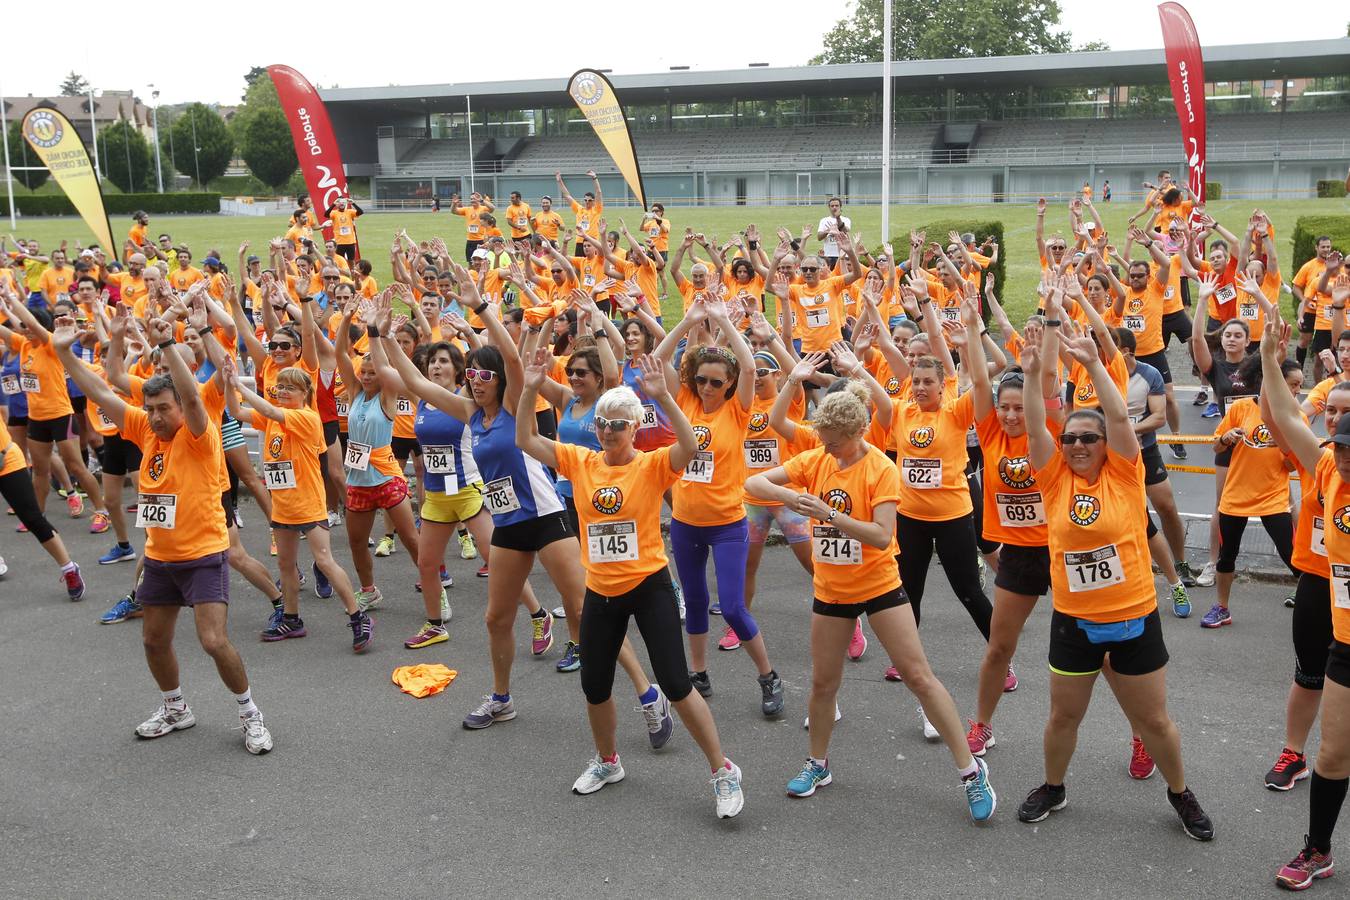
827, 509, 837, 523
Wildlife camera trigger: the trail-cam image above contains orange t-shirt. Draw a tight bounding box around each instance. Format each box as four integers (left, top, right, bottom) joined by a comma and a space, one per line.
126, 224, 148, 260
532, 211, 563, 241
554, 442, 683, 596
1234, 270, 1278, 335
571, 255, 610, 301
1215, 398, 1294, 517
1316, 463, 1350, 643
672, 386, 752, 527
0, 418, 25, 477
1294, 258, 1332, 331
505, 202, 533, 239
1292, 449, 1333, 579
121, 406, 229, 562
743, 392, 807, 507
723, 273, 765, 313
169, 266, 205, 293
108, 272, 148, 311
976, 410, 1049, 549
393, 394, 417, 440
258, 357, 320, 409
570, 200, 602, 238
253, 408, 328, 525
783, 444, 902, 603
1159, 256, 1186, 315
1069, 353, 1129, 410
788, 276, 847, 351
892, 390, 976, 521
84, 361, 119, 437
1120, 280, 1166, 356
1038, 447, 1155, 623
619, 259, 660, 306
454, 203, 489, 240
330, 208, 359, 245
38, 266, 76, 301
7, 333, 72, 421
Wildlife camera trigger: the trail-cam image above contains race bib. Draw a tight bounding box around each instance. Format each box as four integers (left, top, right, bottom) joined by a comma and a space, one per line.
587, 520, 638, 563
743, 439, 779, 469
1238, 303, 1258, 321
423, 445, 455, 477
639, 404, 658, 430
996, 491, 1046, 528
804, 307, 831, 329
1313, 516, 1328, 558
1065, 544, 1125, 592
339, 226, 352, 236
1, 374, 19, 395
648, 227, 660, 238
136, 493, 177, 529
468, 223, 480, 235
682, 451, 714, 483
1335, 563, 1350, 609
263, 460, 297, 490
19, 373, 40, 393
1215, 284, 1237, 303
901, 458, 942, 489
483, 476, 522, 514
335, 398, 350, 417
96, 407, 115, 430
941, 305, 960, 323
396, 397, 414, 416
345, 440, 372, 471
812, 525, 861, 565
1123, 315, 1145, 333
583, 274, 596, 287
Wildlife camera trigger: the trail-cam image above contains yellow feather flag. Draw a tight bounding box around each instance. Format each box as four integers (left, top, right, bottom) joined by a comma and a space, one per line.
21, 107, 115, 253
567, 70, 646, 209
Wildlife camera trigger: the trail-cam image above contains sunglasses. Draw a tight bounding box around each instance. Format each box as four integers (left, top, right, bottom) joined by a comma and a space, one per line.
799, 266, 819, 272
754, 368, 774, 377
694, 375, 727, 389
594, 415, 634, 432
1060, 433, 1104, 445
551, 268, 564, 274
565, 367, 595, 378
268, 340, 295, 352
323, 275, 340, 281
465, 368, 497, 383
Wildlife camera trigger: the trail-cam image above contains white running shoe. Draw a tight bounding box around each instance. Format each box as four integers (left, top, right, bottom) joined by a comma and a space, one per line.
919, 706, 940, 741
712, 762, 745, 819
803, 703, 843, 730
1196, 561, 1217, 587
439, 589, 452, 622
0, 555, 7, 577
356, 587, 383, 612
572, 755, 625, 795
135, 703, 196, 739
552, 605, 567, 619
240, 712, 273, 755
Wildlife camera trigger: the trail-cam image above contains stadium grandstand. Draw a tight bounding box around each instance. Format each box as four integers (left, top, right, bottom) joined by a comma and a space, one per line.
321, 39, 1350, 206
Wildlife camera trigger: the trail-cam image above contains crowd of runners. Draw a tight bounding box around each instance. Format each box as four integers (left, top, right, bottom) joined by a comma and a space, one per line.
6, 170, 1350, 887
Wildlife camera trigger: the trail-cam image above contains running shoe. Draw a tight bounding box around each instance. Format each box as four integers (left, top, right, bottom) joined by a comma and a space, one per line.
552, 605, 566, 619
1286, 593, 1297, 609
312, 563, 333, 599
350, 612, 374, 652
848, 620, 867, 660
1276, 839, 1334, 891
404, 621, 448, 649
1176, 560, 1198, 587
1196, 561, 1217, 587
374, 535, 395, 557
266, 605, 284, 632
919, 706, 939, 741
977, 554, 988, 591
439, 589, 451, 623
1018, 783, 1067, 823
968, 720, 995, 757
327, 510, 343, 528
1172, 584, 1192, 619
355, 587, 383, 612
15, 521, 27, 533
962, 757, 997, 822
557, 640, 581, 672
440, 566, 453, 588
459, 531, 478, 560
67, 493, 84, 517
476, 563, 489, 577
572, 755, 625, 795
0, 555, 5, 577
1192, 388, 1209, 407
98, 543, 136, 565
1201, 603, 1231, 629
240, 712, 273, 755
712, 762, 745, 819
1170, 443, 1188, 460
638, 687, 675, 750
135, 703, 196, 739
1266, 748, 1311, 791
690, 670, 712, 698
100, 593, 142, 624
1004, 665, 1019, 692
718, 625, 741, 651
1129, 736, 1158, 780
273, 569, 306, 596
786, 758, 832, 798
463, 695, 516, 730
531, 610, 555, 656
89, 511, 110, 534
1202, 402, 1221, 419
884, 666, 904, 682
262, 616, 307, 642
63, 564, 85, 601
710, 601, 722, 616
1168, 787, 1214, 841
759, 671, 785, 717
802, 703, 842, 730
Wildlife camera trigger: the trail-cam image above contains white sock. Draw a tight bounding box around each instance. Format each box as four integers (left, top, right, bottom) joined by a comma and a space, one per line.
162, 687, 185, 708
958, 761, 980, 780
1171, 581, 1183, 590
809, 756, 828, 768
234, 688, 259, 717
61, 560, 78, 573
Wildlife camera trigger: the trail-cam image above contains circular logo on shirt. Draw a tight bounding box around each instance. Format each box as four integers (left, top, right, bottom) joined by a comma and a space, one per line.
1335, 504, 1350, 535
885, 376, 901, 396
748, 412, 769, 434
1247, 424, 1273, 448
24, 110, 62, 149
998, 456, 1035, 490
268, 435, 284, 459
823, 488, 852, 516
1127, 296, 1144, 314
908, 427, 935, 449
1069, 493, 1101, 526
1075, 381, 1096, 402
146, 452, 165, 483
592, 486, 623, 515
692, 425, 712, 451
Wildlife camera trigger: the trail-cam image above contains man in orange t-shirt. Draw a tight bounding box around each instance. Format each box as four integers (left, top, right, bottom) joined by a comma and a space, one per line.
504, 192, 533, 241
124, 211, 151, 262
452, 192, 495, 261
557, 171, 603, 255
532, 197, 564, 246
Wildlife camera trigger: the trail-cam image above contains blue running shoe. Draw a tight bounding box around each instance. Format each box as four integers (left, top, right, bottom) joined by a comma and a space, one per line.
1202, 402, 1220, 419
312, 562, 333, 599
963, 757, 997, 822
266, 605, 284, 632
98, 543, 136, 565
787, 758, 832, 798
262, 615, 307, 642
1201, 603, 1231, 629
63, 564, 85, 601
100, 593, 142, 624
1172, 584, 1192, 619
557, 640, 581, 673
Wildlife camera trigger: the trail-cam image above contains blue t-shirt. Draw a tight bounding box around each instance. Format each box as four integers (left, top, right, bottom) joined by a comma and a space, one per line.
346, 390, 395, 487
413, 400, 479, 494
470, 407, 563, 526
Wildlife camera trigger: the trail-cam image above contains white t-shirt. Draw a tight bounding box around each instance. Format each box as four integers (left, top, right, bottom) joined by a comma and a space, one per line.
817, 215, 852, 257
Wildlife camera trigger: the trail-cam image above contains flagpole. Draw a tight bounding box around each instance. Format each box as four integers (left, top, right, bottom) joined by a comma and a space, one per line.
465, 94, 476, 194
0, 73, 16, 229
881, 0, 892, 237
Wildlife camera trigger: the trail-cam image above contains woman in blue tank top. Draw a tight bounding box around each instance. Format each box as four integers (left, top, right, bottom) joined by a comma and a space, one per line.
620, 315, 678, 452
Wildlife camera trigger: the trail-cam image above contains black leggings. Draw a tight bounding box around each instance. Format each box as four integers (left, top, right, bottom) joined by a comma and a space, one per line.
0, 466, 56, 543
895, 512, 993, 639
965, 446, 1000, 556
1293, 572, 1333, 690
579, 568, 693, 705
1216, 511, 1295, 575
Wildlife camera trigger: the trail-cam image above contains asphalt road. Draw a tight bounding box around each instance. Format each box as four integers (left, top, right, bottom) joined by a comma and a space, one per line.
0, 355, 1324, 898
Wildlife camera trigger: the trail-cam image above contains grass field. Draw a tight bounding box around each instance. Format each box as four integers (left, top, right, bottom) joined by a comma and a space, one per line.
6, 198, 1348, 323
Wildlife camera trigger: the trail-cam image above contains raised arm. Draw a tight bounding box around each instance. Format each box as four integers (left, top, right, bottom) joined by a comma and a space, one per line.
51, 316, 130, 430
515, 346, 561, 470
148, 317, 209, 437
1261, 318, 1323, 472
1059, 316, 1136, 460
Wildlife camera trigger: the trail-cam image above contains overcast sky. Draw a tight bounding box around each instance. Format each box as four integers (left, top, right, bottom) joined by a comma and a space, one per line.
0, 0, 1337, 106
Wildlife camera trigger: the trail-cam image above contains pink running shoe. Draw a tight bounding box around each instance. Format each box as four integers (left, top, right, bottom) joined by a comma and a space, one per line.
67, 493, 84, 517
90, 511, 110, 534
1129, 736, 1158, 780
883, 666, 903, 682
531, 609, 555, 656
1003, 665, 1019, 693
967, 720, 995, 757
847, 620, 867, 661
717, 625, 740, 651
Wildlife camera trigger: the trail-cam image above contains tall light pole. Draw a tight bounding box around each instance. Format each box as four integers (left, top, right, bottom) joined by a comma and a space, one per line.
189, 105, 201, 186
880, 0, 892, 237
0, 76, 16, 229
149, 85, 164, 193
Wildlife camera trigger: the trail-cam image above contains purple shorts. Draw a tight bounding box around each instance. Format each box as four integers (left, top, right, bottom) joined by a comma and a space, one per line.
139, 551, 230, 607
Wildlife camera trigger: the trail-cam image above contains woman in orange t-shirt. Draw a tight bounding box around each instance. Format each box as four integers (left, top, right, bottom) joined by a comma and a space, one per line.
1203, 362, 1303, 628
745, 389, 995, 820
516, 357, 745, 815
221, 359, 368, 650
655, 292, 783, 714
1018, 307, 1212, 839
0, 410, 82, 597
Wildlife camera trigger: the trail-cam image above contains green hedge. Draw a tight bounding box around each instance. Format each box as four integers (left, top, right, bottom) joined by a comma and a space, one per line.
1205, 182, 1222, 200
1318, 180, 1348, 199
1292, 216, 1350, 270
2, 192, 221, 216
892, 218, 1006, 320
